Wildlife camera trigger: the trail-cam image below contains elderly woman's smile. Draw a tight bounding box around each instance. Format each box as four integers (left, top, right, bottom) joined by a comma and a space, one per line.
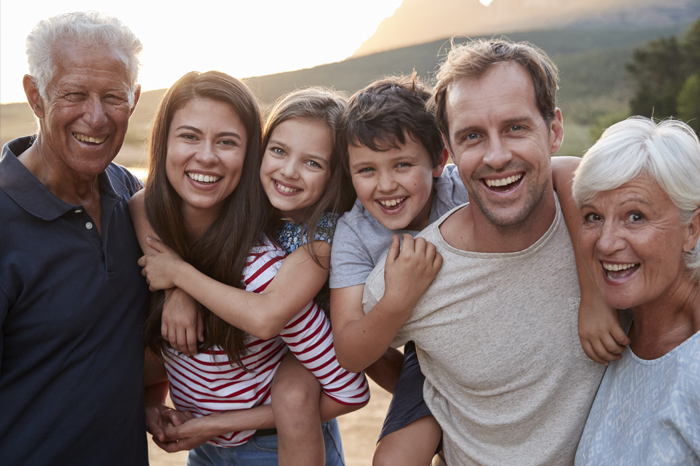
579, 176, 695, 312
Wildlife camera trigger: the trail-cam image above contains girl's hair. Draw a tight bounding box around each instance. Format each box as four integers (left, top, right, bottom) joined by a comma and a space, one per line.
144, 71, 272, 368
262, 87, 355, 265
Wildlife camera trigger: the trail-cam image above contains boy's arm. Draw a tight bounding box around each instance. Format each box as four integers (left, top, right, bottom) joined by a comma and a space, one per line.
551, 156, 630, 364
141, 237, 330, 341
331, 235, 442, 373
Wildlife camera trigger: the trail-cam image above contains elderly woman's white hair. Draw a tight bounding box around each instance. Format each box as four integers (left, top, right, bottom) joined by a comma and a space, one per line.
572, 116, 700, 282
25, 11, 142, 105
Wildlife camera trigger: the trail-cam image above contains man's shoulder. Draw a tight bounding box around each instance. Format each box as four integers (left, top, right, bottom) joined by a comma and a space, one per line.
105, 163, 143, 198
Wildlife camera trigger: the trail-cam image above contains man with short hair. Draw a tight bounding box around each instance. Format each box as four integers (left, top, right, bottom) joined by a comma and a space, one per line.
363, 40, 605, 464
0, 12, 148, 465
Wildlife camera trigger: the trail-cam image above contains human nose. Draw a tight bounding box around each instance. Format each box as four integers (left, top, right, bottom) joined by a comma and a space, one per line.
83, 96, 108, 128
194, 140, 217, 164
483, 136, 512, 169
377, 170, 397, 192
279, 159, 300, 179
596, 220, 625, 255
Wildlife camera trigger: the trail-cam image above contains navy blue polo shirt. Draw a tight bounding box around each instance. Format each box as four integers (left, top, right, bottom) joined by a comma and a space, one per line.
0, 137, 149, 466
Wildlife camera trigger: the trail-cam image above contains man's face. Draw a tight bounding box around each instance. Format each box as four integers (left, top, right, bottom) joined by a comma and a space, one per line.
348, 135, 444, 231
445, 62, 563, 229
37, 42, 138, 178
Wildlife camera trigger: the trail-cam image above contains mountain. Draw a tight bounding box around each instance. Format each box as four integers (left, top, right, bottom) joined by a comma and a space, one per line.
351, 0, 700, 57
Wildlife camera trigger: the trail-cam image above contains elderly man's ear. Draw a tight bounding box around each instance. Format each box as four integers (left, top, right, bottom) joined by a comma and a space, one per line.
130, 85, 141, 116
23, 75, 44, 119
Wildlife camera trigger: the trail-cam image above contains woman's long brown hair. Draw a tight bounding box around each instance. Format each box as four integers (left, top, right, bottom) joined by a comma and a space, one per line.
143, 71, 272, 369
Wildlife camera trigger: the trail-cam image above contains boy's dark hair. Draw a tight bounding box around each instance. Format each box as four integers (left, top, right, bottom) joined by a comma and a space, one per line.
339, 74, 444, 173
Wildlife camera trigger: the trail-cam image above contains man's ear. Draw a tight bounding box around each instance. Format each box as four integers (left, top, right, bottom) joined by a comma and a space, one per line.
433, 147, 449, 178
23, 75, 44, 119
683, 208, 700, 254
549, 108, 564, 155
129, 85, 141, 116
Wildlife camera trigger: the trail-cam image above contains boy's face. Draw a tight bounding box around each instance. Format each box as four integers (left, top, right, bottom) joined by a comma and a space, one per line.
348, 135, 445, 231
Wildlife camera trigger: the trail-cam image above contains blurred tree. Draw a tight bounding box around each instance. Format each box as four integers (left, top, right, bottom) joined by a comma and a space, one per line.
589, 109, 631, 142
677, 73, 700, 134
627, 36, 685, 118
682, 19, 700, 77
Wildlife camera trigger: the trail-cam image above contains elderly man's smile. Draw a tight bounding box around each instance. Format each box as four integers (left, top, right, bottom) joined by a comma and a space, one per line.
72, 132, 108, 144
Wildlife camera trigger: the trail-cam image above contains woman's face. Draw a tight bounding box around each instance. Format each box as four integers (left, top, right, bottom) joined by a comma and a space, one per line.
578, 176, 697, 310
166, 98, 247, 226
259, 117, 333, 223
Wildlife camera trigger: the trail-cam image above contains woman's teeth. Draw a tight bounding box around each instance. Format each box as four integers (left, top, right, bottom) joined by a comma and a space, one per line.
485, 174, 522, 187
603, 262, 638, 272
187, 173, 221, 183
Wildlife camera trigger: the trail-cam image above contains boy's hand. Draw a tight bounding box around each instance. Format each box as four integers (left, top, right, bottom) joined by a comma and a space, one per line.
578, 293, 630, 365
138, 236, 185, 291
383, 234, 443, 314
162, 288, 203, 356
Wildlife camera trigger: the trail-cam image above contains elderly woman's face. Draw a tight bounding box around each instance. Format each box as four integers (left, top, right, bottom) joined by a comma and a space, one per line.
578, 176, 695, 310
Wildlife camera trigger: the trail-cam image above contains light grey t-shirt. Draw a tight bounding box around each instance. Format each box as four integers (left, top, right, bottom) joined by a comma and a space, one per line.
363, 198, 605, 465
329, 164, 468, 289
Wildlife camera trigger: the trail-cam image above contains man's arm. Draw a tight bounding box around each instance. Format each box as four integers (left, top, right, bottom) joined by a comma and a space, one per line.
331, 235, 442, 373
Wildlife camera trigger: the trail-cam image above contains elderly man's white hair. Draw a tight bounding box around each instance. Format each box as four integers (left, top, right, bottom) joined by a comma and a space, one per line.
572, 116, 700, 282
25, 11, 142, 105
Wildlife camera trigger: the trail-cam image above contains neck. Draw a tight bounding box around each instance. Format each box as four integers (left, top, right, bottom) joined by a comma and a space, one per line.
183, 206, 219, 244
19, 136, 100, 205
629, 277, 700, 360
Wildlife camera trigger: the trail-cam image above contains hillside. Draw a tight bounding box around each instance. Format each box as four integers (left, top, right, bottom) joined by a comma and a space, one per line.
0, 23, 692, 166
352, 0, 700, 57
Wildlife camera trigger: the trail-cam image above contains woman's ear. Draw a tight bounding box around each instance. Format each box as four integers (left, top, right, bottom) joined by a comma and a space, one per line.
683, 208, 700, 253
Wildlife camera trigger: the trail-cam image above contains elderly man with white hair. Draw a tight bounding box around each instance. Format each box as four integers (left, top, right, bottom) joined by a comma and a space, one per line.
0, 12, 148, 465
574, 117, 700, 464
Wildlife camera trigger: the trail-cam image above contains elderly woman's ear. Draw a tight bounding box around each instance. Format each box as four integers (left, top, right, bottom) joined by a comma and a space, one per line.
683, 208, 700, 253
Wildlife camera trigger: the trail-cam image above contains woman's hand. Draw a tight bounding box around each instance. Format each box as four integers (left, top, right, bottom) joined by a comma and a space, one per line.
138, 236, 185, 291
156, 413, 224, 452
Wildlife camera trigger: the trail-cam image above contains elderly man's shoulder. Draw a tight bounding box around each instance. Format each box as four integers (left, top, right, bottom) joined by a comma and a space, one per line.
105, 163, 144, 196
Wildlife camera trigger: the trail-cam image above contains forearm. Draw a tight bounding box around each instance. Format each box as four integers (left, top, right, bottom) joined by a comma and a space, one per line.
334, 296, 410, 373
364, 348, 403, 393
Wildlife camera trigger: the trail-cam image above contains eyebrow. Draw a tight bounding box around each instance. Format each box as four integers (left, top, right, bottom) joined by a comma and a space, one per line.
175, 125, 243, 141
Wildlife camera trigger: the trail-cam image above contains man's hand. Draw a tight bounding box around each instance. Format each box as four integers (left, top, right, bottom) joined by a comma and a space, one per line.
578, 293, 629, 365
383, 234, 443, 314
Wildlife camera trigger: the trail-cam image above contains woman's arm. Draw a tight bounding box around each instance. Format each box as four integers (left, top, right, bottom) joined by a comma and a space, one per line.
140, 237, 331, 341
551, 156, 630, 364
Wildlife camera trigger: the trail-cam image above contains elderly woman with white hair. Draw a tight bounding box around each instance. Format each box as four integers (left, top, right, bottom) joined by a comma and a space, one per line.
574, 117, 700, 465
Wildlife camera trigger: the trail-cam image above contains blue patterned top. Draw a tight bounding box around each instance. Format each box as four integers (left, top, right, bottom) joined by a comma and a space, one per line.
275, 212, 338, 255
576, 328, 700, 465
275, 212, 338, 312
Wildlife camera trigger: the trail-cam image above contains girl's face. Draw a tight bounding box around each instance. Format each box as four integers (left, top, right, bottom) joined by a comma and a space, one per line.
166, 98, 247, 226
260, 117, 333, 223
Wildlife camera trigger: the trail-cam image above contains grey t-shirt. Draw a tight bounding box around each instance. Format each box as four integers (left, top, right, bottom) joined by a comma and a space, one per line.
329, 164, 468, 289
363, 197, 605, 465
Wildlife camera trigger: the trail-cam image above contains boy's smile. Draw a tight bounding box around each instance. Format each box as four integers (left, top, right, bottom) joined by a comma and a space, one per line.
348, 135, 445, 231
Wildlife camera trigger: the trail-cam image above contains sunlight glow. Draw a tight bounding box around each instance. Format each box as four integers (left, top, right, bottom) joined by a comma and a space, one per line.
0, 0, 402, 104
479, 0, 494, 6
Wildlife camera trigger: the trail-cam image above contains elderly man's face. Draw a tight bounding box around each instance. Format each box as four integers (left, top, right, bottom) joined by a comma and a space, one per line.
444, 63, 563, 230
37, 43, 136, 177
578, 176, 697, 311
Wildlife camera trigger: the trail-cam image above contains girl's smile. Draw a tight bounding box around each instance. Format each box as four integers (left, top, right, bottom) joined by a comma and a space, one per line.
260, 117, 332, 223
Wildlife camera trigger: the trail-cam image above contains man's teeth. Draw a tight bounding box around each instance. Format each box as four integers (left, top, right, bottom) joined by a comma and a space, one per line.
275, 181, 301, 193
379, 197, 406, 207
485, 174, 523, 187
73, 133, 106, 144
603, 262, 638, 272
187, 173, 221, 183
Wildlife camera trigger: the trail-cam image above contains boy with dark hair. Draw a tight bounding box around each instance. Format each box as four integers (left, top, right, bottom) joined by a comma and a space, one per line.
330, 74, 468, 465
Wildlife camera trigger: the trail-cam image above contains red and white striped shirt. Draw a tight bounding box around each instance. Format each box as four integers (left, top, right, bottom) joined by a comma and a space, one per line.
164, 237, 369, 447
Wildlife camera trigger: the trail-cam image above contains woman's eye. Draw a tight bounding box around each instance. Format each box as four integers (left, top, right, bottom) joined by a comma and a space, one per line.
271, 147, 285, 156
306, 160, 322, 169
628, 212, 644, 222
220, 139, 238, 147
357, 167, 374, 174
583, 212, 601, 223
180, 133, 196, 141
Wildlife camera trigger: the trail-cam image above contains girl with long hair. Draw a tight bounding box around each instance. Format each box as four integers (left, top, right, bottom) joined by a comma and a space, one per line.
132, 74, 368, 466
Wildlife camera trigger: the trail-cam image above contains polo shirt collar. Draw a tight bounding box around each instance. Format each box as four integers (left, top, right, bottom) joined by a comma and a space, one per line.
0, 136, 128, 221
